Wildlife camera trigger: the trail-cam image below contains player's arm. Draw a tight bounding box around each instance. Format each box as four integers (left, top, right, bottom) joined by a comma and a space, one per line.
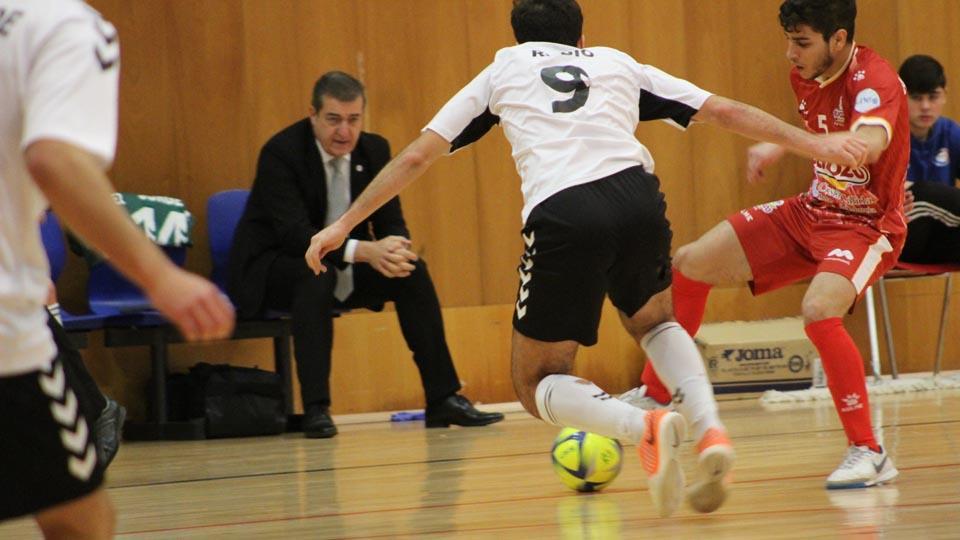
693, 95, 868, 168
26, 140, 234, 341
305, 130, 449, 274
851, 124, 888, 164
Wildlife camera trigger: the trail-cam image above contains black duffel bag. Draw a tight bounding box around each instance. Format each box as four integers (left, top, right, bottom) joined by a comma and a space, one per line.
163, 362, 287, 438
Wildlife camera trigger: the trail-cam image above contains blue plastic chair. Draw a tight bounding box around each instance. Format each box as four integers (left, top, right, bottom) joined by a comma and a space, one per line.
206, 189, 295, 415
42, 209, 188, 327
40, 211, 68, 281
206, 189, 250, 292
39, 212, 109, 331
86, 246, 186, 319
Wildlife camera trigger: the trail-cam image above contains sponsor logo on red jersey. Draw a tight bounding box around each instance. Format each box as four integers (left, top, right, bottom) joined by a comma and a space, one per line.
814, 160, 870, 190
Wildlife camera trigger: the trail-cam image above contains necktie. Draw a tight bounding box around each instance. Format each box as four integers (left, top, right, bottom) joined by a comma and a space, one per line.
326, 157, 353, 301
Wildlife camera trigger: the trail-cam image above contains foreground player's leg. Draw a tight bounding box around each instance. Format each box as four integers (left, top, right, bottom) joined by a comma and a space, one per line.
625, 269, 715, 409
512, 331, 686, 517
619, 289, 733, 514
802, 273, 898, 489
35, 489, 114, 540
627, 222, 745, 411
513, 332, 651, 443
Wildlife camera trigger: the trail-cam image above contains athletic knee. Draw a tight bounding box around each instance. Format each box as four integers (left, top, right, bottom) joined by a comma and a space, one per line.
510, 359, 570, 420
673, 243, 709, 282
516, 390, 541, 419
511, 370, 546, 419
621, 292, 672, 340
510, 360, 542, 417
801, 295, 843, 324
510, 331, 577, 419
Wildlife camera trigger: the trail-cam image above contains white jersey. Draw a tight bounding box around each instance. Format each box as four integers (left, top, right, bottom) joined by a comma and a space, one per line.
0, 0, 119, 375
425, 42, 712, 222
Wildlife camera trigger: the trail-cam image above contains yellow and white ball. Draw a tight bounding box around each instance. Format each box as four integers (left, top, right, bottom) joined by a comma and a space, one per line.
551, 428, 623, 492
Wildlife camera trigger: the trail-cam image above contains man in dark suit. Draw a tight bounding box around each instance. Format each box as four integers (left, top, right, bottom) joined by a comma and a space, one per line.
228, 71, 503, 438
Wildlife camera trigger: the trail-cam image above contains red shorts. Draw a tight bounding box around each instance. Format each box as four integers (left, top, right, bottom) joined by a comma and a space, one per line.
728, 195, 904, 296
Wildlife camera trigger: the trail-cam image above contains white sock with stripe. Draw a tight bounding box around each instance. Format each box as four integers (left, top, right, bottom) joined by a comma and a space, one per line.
642, 321, 723, 441
535, 374, 647, 443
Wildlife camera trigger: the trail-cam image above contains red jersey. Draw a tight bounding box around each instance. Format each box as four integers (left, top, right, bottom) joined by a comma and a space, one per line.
790, 44, 909, 238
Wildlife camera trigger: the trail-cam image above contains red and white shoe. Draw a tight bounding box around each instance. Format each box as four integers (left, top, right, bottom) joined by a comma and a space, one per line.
687, 427, 735, 513
638, 409, 687, 517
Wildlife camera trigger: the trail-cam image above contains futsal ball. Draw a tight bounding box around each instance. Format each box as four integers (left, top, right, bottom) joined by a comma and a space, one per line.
551, 428, 623, 492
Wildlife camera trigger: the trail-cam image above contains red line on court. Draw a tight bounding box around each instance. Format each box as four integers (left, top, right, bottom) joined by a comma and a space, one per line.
118, 462, 960, 536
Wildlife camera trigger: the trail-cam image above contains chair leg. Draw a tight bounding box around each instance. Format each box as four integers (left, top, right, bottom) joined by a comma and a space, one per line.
864, 285, 883, 382
935, 273, 952, 376
150, 330, 168, 423
273, 331, 294, 415
877, 277, 899, 379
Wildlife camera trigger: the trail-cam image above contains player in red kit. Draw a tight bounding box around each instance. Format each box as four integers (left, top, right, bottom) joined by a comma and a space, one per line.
634, 0, 906, 489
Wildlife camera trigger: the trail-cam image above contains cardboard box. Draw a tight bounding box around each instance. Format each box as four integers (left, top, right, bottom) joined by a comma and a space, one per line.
695, 317, 816, 392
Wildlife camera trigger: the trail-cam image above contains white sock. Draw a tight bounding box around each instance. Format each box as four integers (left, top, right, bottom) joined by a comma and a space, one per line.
642, 322, 723, 441
535, 374, 648, 443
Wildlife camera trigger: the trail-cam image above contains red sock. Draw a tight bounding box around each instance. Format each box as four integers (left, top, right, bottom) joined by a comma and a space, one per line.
804, 318, 879, 451
640, 269, 713, 404
672, 268, 712, 337
640, 361, 671, 404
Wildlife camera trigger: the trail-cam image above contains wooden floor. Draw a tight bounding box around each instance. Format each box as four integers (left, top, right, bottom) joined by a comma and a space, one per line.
2, 388, 959, 539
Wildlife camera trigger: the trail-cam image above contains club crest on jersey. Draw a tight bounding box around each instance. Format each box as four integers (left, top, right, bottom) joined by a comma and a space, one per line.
832, 98, 846, 126
854, 88, 881, 113
815, 160, 870, 191
935, 147, 950, 167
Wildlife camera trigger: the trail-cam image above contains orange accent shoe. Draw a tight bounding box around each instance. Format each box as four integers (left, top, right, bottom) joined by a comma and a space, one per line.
687, 427, 735, 514
637, 409, 687, 518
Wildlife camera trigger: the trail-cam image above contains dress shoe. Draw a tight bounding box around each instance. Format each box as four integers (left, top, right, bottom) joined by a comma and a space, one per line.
95, 397, 126, 468
303, 403, 338, 438
425, 394, 504, 428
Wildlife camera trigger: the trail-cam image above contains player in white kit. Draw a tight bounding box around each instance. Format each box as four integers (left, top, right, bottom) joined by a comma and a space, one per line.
304, 0, 867, 517
0, 1, 234, 536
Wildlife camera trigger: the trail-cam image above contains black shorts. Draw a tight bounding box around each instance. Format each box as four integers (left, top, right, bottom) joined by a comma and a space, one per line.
0, 359, 103, 520
512, 166, 673, 345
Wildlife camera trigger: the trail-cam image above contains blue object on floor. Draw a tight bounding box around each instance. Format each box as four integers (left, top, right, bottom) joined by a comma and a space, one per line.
390, 411, 425, 422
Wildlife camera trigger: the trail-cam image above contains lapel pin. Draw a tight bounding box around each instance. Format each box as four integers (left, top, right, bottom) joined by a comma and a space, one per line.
355, 164, 363, 172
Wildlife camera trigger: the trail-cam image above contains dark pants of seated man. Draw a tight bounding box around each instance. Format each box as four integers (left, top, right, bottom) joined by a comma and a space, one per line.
902, 181, 960, 265
261, 257, 462, 409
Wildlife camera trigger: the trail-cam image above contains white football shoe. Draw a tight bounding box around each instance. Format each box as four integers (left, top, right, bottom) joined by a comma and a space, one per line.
618, 385, 671, 411
826, 445, 899, 490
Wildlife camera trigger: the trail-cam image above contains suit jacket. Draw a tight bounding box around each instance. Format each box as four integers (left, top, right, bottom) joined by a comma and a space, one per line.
228, 118, 408, 318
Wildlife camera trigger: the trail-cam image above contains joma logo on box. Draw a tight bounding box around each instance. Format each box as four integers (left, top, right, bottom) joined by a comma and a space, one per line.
721, 348, 784, 361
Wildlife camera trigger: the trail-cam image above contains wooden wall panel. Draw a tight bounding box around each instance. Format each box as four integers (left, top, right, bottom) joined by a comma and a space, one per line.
73, 0, 960, 416
685, 1, 745, 233
359, 0, 484, 307
628, 0, 698, 246
894, 0, 960, 120
463, 0, 525, 305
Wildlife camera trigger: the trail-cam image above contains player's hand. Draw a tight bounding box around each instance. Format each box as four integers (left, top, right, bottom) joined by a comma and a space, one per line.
746, 142, 787, 184
817, 132, 870, 169
357, 236, 418, 278
904, 181, 915, 219
147, 269, 235, 341
305, 222, 349, 275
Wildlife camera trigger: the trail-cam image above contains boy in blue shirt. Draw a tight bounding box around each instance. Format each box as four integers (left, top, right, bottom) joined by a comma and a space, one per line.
898, 55, 960, 264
